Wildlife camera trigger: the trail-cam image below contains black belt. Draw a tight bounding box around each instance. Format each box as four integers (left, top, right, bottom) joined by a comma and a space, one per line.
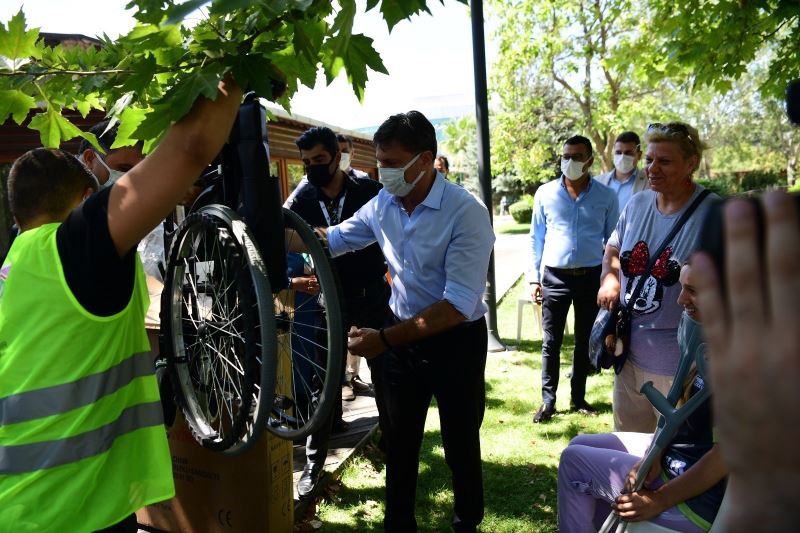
546, 265, 601, 277
390, 313, 484, 331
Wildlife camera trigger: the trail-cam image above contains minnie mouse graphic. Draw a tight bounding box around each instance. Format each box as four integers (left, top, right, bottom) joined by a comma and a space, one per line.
620, 241, 681, 314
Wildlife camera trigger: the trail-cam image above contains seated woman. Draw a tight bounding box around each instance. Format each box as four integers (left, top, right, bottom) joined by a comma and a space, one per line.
557, 262, 727, 532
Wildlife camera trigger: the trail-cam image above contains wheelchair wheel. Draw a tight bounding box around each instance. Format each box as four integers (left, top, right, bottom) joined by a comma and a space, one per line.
266, 208, 345, 440
161, 204, 276, 454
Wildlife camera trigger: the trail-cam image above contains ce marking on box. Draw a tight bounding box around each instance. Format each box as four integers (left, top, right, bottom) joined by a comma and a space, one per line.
217, 508, 233, 528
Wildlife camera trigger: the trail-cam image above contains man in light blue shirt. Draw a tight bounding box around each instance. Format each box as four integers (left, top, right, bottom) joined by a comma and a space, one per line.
324, 111, 495, 533
528, 135, 618, 423
595, 131, 648, 211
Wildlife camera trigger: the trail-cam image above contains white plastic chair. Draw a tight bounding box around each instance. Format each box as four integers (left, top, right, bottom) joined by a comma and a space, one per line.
515, 292, 569, 344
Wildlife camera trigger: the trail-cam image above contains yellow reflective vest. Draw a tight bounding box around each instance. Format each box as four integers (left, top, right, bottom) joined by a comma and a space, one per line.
0, 223, 174, 532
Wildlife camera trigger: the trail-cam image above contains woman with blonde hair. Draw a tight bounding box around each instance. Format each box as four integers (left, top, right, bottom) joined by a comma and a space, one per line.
597, 122, 718, 432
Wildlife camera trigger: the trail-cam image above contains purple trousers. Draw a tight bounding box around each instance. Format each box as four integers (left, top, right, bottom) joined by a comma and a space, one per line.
557, 433, 706, 533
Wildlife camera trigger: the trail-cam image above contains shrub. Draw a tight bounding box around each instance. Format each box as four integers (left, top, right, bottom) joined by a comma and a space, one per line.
695, 178, 735, 198
699, 171, 786, 197
739, 171, 785, 193
509, 200, 533, 223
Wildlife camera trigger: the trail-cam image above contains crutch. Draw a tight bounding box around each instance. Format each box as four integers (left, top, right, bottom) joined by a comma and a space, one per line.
598, 344, 710, 533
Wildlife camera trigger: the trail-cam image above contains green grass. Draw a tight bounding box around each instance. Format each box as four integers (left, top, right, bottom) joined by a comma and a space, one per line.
314, 279, 614, 532
495, 220, 531, 235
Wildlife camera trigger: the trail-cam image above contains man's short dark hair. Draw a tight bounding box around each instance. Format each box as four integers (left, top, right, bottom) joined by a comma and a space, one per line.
9, 148, 99, 225
373, 111, 437, 157
436, 155, 449, 172
336, 133, 354, 151
296, 126, 340, 158
564, 135, 593, 157
615, 131, 641, 147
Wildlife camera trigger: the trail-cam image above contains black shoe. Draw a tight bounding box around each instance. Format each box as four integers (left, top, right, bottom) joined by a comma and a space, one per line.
297, 463, 322, 498
533, 403, 556, 423
351, 375, 372, 393
332, 418, 350, 434
570, 399, 599, 416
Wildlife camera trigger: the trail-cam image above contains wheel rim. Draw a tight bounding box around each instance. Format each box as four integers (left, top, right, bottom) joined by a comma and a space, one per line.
267, 208, 344, 439
166, 208, 275, 453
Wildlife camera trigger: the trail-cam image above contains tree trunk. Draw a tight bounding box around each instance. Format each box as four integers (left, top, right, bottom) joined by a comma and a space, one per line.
787, 143, 800, 187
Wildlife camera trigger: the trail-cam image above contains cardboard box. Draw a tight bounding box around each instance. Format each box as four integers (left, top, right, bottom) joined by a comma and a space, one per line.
138, 331, 294, 533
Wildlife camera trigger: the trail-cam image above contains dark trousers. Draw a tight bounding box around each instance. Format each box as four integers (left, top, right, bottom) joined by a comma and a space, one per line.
383, 317, 487, 533
94, 513, 137, 533
306, 281, 391, 465
540, 265, 601, 406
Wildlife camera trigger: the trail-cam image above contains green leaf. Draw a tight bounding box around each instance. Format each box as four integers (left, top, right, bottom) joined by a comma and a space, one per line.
0, 9, 41, 69
137, 62, 226, 141
29, 108, 96, 149
210, 0, 255, 16
123, 22, 182, 50
331, 0, 356, 37
120, 54, 159, 93
378, 0, 430, 32
292, 18, 327, 63
126, 0, 170, 25
133, 105, 173, 145
339, 34, 388, 101
165, 0, 210, 26
0, 89, 35, 124
74, 93, 102, 118
230, 54, 284, 99
112, 106, 148, 147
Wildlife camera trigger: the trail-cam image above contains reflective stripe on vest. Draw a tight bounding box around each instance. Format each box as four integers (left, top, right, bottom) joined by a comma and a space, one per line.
0, 351, 153, 425
0, 223, 174, 531
0, 401, 163, 474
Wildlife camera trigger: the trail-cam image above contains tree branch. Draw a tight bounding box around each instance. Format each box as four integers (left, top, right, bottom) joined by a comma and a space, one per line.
0, 68, 135, 77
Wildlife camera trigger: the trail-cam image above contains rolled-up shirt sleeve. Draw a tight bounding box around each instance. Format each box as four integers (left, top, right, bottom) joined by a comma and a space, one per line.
327, 196, 378, 258
530, 191, 546, 284
442, 201, 496, 319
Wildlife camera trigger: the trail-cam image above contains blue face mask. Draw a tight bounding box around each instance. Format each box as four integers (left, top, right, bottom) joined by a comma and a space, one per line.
677, 311, 708, 377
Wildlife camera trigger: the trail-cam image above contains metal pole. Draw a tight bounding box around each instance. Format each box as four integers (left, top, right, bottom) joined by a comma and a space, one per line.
470, 0, 505, 352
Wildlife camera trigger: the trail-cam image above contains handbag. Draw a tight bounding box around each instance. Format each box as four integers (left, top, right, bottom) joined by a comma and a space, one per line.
589, 307, 618, 370
590, 189, 711, 374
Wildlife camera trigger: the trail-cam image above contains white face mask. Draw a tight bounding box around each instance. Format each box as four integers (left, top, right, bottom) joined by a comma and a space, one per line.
379, 153, 425, 197
613, 153, 636, 174
339, 152, 352, 172
93, 152, 126, 188
561, 157, 587, 181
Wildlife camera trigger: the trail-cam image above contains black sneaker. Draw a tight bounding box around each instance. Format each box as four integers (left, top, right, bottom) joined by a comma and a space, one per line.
533, 403, 556, 423
570, 400, 599, 416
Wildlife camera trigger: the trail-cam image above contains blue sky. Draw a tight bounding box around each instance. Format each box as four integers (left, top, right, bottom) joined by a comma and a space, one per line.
0, 0, 497, 130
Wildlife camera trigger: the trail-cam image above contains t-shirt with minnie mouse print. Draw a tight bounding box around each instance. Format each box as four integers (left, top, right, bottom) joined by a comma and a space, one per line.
607, 185, 717, 375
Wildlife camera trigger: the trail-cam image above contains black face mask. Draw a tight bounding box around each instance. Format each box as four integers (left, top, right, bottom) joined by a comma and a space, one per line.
306, 162, 335, 187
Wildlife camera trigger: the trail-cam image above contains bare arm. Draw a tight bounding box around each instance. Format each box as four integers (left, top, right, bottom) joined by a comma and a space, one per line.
597, 243, 621, 310
107, 78, 243, 256
348, 300, 466, 358
614, 445, 727, 522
